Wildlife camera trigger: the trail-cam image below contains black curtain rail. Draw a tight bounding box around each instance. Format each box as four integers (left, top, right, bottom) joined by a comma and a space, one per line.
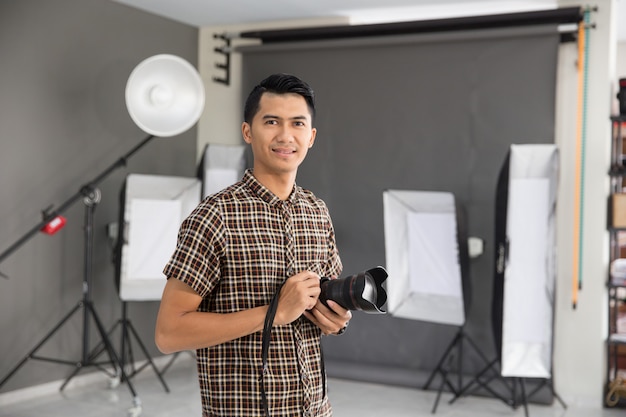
239, 6, 583, 44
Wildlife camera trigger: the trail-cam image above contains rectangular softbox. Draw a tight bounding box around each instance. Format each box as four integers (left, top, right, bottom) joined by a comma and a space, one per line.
383, 190, 468, 326
495, 144, 558, 378
116, 174, 201, 301
198, 143, 247, 198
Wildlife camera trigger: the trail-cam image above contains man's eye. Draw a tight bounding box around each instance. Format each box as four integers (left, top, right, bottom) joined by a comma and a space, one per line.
294, 121, 305, 127
265, 120, 278, 125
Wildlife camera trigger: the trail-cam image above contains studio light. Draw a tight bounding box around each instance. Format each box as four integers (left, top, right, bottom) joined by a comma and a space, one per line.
115, 174, 201, 301
0, 54, 205, 416
198, 143, 247, 198
383, 190, 467, 326
493, 144, 558, 380
125, 54, 205, 137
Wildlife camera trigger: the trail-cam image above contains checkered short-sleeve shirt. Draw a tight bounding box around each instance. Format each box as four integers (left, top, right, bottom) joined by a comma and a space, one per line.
163, 170, 343, 417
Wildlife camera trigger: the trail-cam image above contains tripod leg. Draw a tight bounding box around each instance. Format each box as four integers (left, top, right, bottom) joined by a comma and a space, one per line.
60, 364, 83, 391
431, 363, 450, 414
84, 301, 142, 416
463, 332, 495, 365
88, 320, 122, 365
160, 352, 181, 375
0, 303, 81, 389
424, 332, 461, 390
126, 320, 170, 392
553, 388, 567, 409
519, 378, 529, 417
449, 358, 496, 404
524, 377, 567, 410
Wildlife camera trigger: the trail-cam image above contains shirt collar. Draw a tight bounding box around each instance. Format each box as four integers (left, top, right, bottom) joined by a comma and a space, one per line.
243, 169, 299, 205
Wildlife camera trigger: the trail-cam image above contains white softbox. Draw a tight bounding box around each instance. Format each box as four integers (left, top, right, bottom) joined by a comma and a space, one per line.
383, 190, 467, 326
116, 174, 201, 301
199, 143, 247, 198
495, 144, 558, 379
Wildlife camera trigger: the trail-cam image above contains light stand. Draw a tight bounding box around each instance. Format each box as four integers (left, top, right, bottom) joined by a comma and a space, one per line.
0, 134, 156, 414
485, 144, 563, 417
0, 54, 205, 417
383, 190, 497, 413
418, 202, 496, 414
90, 173, 201, 391
423, 325, 497, 414
89, 301, 170, 393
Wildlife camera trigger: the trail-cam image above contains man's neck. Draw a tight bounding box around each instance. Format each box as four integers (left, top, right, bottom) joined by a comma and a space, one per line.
252, 170, 296, 201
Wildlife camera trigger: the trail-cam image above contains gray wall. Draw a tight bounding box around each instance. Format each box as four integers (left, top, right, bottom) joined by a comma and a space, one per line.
0, 1, 198, 392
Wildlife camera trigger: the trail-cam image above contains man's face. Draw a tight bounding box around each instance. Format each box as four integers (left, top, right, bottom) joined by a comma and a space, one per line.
242, 92, 316, 177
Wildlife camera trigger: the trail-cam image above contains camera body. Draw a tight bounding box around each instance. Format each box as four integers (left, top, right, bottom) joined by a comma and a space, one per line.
319, 266, 388, 314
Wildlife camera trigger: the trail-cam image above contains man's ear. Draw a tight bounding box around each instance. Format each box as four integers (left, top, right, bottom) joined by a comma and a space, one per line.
242, 122, 252, 144
308, 128, 317, 148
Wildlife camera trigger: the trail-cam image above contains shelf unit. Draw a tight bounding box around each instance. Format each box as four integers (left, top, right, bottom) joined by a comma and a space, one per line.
606, 115, 626, 408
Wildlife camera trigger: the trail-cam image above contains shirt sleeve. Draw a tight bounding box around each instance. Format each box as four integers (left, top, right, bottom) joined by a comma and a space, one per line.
162, 202, 225, 298
322, 202, 343, 279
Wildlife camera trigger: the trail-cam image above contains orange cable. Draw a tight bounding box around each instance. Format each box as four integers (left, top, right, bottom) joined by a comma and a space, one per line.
572, 22, 585, 309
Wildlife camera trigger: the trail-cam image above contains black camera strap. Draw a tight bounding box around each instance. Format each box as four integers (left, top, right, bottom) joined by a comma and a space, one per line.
260, 278, 332, 416
260, 281, 284, 417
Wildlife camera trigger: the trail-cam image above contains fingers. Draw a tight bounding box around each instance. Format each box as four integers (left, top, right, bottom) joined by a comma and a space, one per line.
274, 271, 321, 325
304, 300, 352, 335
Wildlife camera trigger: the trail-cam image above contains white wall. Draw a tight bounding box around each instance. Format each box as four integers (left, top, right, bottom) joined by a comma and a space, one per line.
554, 0, 618, 407
197, 2, 621, 407
619, 41, 626, 79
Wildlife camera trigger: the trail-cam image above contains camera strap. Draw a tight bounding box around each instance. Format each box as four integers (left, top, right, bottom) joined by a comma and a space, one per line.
260, 279, 330, 416
260, 281, 284, 417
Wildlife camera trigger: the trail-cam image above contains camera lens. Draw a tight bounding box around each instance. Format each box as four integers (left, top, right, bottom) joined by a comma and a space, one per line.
319, 267, 387, 314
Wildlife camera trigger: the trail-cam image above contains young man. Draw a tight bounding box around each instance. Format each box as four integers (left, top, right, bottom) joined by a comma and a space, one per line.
155, 73, 351, 417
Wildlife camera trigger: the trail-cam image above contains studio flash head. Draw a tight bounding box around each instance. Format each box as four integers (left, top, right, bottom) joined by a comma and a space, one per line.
320, 266, 388, 314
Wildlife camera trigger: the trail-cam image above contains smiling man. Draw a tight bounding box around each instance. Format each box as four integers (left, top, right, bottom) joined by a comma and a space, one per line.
155, 73, 351, 417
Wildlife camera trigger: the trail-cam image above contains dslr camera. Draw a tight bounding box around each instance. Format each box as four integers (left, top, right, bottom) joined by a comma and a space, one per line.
319, 266, 387, 314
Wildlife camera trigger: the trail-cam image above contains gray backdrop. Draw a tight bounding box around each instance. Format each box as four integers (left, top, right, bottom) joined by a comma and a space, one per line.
0, 0, 198, 392
241, 26, 559, 387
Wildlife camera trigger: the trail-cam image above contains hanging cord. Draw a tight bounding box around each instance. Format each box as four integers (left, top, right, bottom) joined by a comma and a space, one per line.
572, 7, 592, 309
260, 281, 285, 417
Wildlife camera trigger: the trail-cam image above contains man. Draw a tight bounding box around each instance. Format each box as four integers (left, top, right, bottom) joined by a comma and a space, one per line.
155, 73, 351, 417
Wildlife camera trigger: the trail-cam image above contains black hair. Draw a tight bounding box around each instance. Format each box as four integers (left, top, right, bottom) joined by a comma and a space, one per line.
243, 73, 315, 124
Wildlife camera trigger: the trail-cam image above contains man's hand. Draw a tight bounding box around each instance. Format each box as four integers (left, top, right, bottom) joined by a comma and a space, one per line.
274, 271, 321, 326
304, 299, 352, 335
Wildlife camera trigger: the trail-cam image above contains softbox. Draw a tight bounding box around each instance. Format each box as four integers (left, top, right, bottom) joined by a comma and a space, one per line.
115, 173, 201, 301
197, 143, 247, 198
492, 144, 558, 379
383, 190, 469, 326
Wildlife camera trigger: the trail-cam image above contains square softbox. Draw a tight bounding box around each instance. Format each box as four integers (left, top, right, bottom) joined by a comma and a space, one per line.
493, 144, 558, 379
115, 174, 201, 301
198, 143, 247, 198
383, 190, 468, 326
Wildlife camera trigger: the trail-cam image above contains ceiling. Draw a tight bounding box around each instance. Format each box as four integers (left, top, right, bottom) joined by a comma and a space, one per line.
112, 0, 626, 40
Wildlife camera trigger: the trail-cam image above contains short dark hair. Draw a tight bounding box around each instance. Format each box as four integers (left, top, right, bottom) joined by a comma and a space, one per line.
243, 73, 316, 124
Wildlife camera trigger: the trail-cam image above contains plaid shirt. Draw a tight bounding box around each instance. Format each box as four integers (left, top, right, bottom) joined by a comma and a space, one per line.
164, 170, 342, 417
